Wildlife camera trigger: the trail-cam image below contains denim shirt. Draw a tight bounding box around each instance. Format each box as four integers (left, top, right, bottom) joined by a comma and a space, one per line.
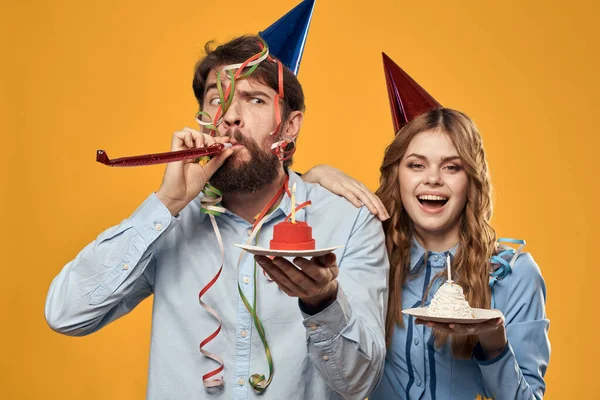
370, 239, 550, 399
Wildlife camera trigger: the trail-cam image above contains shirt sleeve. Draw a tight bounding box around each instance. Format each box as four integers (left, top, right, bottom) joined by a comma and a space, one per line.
474, 252, 550, 399
44, 193, 177, 336
301, 206, 389, 400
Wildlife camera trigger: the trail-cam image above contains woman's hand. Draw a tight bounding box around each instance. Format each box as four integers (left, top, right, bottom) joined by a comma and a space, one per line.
415, 315, 508, 360
302, 165, 390, 221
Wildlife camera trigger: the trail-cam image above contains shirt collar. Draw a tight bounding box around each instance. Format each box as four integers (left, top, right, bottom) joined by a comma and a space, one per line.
219, 170, 308, 226
410, 237, 459, 270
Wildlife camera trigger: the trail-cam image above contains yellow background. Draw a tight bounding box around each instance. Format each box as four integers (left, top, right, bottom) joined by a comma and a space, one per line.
1, 0, 598, 398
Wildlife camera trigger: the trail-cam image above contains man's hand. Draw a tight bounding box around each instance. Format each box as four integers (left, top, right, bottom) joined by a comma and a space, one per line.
254, 253, 339, 314
156, 127, 233, 216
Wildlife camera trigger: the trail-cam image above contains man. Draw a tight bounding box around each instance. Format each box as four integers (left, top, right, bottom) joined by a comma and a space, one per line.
45, 34, 388, 400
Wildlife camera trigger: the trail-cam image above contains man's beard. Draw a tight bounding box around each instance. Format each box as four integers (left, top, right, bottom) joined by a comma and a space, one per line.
209, 129, 281, 194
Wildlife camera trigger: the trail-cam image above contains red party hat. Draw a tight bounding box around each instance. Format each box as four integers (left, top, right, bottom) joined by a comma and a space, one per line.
382, 52, 441, 133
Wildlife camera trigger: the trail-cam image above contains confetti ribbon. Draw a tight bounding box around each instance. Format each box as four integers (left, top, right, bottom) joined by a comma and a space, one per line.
232, 177, 290, 392
195, 41, 270, 134
96, 40, 294, 168
96, 40, 298, 390
284, 201, 312, 221
92, 31, 303, 392
198, 184, 227, 387
197, 175, 291, 392
195, 39, 295, 162
238, 227, 274, 392
489, 238, 526, 308
96, 41, 286, 168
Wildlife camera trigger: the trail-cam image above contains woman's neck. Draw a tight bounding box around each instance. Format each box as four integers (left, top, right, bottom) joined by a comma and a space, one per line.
414, 226, 459, 253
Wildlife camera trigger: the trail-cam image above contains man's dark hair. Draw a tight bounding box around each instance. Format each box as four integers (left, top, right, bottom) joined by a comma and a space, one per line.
192, 35, 305, 167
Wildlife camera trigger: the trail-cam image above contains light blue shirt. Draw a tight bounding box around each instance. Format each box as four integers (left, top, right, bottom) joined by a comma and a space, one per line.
45, 171, 389, 400
370, 239, 550, 400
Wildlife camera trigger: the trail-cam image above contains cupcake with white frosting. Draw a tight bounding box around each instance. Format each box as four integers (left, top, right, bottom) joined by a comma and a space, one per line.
427, 281, 474, 318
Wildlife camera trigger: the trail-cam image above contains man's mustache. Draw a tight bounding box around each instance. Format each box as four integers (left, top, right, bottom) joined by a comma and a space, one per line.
223, 129, 245, 144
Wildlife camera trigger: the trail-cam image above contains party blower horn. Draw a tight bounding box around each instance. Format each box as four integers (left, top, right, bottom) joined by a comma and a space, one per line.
96, 0, 316, 167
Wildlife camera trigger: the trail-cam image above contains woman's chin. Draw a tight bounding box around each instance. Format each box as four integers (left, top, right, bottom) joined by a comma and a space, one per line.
410, 213, 460, 237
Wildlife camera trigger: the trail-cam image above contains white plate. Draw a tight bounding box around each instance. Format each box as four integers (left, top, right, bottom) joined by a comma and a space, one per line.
402, 307, 502, 324
234, 244, 343, 258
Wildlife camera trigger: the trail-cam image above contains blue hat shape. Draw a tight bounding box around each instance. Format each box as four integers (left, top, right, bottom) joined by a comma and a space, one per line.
259, 0, 316, 75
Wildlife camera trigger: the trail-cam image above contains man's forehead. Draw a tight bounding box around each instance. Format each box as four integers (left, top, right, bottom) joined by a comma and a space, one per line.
204, 68, 276, 94
205, 67, 231, 84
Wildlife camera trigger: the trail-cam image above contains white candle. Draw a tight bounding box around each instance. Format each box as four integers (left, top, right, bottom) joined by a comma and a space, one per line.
446, 254, 452, 282
291, 182, 297, 223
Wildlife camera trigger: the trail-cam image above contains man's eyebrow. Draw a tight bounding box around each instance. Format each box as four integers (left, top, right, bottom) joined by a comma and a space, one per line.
239, 90, 272, 99
203, 86, 272, 101
204, 83, 218, 97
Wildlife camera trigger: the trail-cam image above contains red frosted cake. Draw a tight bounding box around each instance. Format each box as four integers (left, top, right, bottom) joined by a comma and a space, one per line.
270, 221, 316, 250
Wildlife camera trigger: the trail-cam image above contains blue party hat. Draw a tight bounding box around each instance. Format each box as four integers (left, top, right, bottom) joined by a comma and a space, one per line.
259, 0, 316, 75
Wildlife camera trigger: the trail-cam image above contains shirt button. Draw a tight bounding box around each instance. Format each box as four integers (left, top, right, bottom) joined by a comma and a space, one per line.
414, 338, 419, 345
123, 264, 129, 270
432, 254, 439, 261
309, 324, 318, 331
322, 355, 329, 361
243, 276, 250, 284
416, 379, 422, 387
154, 223, 163, 231
237, 378, 245, 386
240, 330, 248, 338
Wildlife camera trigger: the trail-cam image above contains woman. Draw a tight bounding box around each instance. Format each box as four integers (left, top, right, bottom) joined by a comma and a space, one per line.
303, 108, 549, 399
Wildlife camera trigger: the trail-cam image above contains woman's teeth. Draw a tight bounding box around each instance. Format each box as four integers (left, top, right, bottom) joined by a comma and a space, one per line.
418, 195, 448, 201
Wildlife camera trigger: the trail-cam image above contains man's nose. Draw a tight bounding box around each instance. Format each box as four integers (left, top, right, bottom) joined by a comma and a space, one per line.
222, 100, 243, 129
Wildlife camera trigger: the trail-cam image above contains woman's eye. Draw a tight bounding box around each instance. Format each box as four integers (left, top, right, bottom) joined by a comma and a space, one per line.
249, 98, 265, 104
444, 164, 462, 171
408, 163, 425, 170
209, 98, 222, 106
